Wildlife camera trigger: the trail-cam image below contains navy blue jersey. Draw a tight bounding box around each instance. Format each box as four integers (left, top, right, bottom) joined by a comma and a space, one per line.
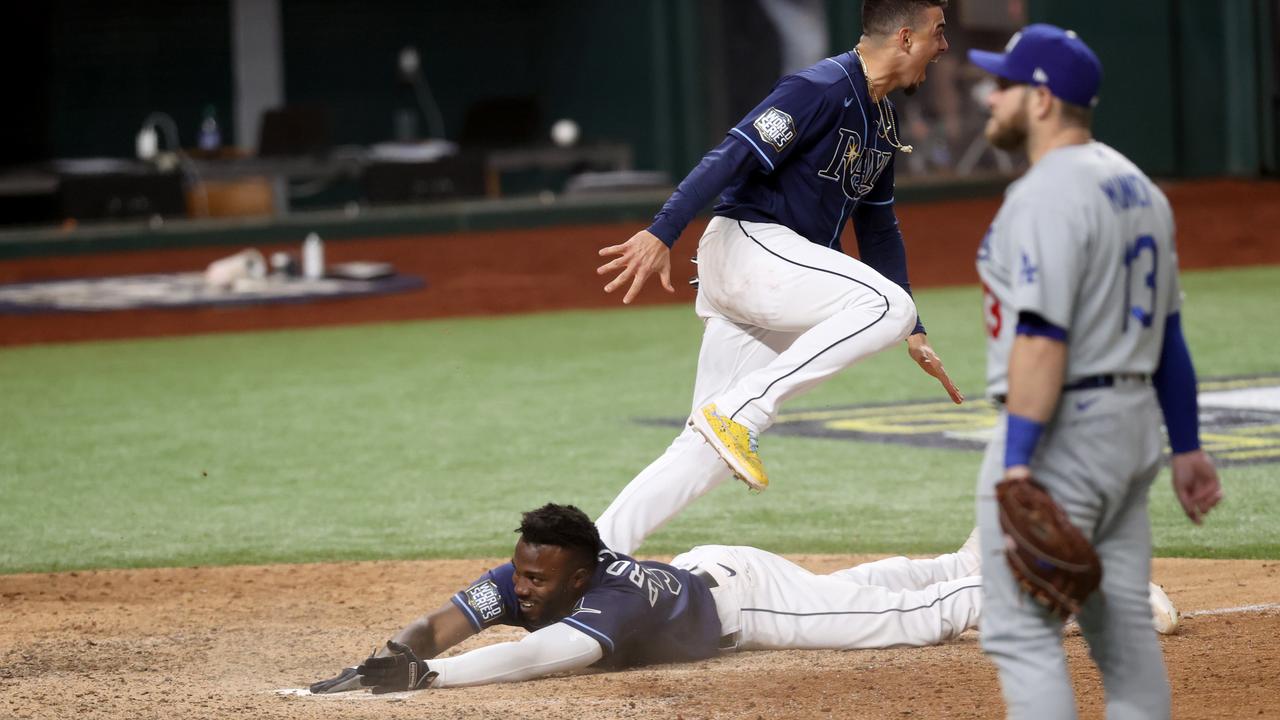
717, 52, 898, 252
451, 547, 721, 669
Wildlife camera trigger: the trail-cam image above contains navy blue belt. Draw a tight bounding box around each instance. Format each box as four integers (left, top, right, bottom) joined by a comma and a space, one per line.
994, 374, 1150, 405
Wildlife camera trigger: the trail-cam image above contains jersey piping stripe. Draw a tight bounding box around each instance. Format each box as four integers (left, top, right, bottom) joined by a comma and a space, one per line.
729, 128, 776, 172
862, 197, 894, 206
728, 220, 891, 422
560, 617, 615, 653
740, 582, 981, 617
846, 58, 872, 232
829, 198, 851, 248
450, 594, 485, 631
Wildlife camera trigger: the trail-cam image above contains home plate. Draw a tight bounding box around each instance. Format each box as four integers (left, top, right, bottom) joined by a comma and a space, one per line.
275, 688, 314, 697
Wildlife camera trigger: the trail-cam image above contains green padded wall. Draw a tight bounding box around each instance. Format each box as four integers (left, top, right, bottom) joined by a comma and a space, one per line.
36, 0, 1277, 178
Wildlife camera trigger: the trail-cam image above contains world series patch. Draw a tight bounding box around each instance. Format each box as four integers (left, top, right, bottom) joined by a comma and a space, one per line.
753, 107, 796, 152
464, 579, 505, 624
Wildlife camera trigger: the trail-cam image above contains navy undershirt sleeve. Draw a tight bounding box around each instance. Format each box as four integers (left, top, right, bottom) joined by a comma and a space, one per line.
647, 137, 758, 248
1015, 311, 1068, 342
1153, 312, 1201, 453
852, 201, 924, 335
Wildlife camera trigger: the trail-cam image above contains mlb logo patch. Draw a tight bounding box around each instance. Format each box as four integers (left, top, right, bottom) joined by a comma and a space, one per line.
465, 580, 505, 623
753, 107, 796, 152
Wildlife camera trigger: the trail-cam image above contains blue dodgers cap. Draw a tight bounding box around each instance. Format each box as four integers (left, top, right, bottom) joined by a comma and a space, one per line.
968, 24, 1103, 108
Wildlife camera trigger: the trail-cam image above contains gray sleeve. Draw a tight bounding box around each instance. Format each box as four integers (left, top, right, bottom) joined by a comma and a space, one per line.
1002, 202, 1088, 330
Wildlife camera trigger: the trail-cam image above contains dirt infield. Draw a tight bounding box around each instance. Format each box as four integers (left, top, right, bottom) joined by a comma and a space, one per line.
1, 179, 1277, 346
1, 556, 1277, 720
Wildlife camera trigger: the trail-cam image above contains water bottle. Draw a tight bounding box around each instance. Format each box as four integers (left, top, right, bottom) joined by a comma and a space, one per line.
302, 233, 325, 280
198, 105, 221, 152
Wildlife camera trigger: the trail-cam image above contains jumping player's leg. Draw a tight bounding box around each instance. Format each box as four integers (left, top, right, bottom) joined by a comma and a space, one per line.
595, 314, 797, 554
695, 219, 917, 433
678, 545, 981, 650
593, 426, 731, 555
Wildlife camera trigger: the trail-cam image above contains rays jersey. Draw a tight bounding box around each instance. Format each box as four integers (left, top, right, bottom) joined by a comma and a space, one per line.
451, 547, 721, 669
717, 52, 898, 251
976, 141, 1181, 396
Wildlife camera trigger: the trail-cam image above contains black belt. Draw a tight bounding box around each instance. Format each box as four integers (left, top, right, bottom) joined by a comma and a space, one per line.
993, 373, 1149, 405
691, 569, 737, 649
1063, 373, 1150, 391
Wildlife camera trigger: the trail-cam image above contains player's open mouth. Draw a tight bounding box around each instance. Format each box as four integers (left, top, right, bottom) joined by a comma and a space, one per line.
520, 601, 534, 610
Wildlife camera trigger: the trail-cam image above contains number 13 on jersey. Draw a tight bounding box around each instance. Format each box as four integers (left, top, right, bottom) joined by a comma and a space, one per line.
1124, 234, 1158, 332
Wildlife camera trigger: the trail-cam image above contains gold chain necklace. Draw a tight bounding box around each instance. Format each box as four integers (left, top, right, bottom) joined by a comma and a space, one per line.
852, 48, 914, 154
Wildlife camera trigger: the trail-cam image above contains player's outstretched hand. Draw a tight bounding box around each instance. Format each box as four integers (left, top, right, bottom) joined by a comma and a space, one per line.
1170, 449, 1223, 524
598, 230, 674, 304
357, 640, 438, 693
308, 666, 365, 694
907, 333, 964, 404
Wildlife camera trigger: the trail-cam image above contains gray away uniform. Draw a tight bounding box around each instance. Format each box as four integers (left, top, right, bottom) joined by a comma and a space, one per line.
975, 141, 1181, 720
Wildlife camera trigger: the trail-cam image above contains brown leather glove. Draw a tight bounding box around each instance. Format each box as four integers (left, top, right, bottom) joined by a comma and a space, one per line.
996, 477, 1102, 619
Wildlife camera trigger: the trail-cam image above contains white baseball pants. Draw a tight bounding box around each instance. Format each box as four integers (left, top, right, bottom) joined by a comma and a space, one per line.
596, 217, 917, 553
671, 545, 982, 650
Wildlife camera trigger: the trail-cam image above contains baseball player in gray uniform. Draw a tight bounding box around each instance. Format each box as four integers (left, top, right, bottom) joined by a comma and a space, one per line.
968, 25, 1223, 720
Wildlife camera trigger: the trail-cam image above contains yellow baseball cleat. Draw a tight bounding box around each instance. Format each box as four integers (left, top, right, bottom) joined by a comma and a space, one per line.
690, 403, 768, 492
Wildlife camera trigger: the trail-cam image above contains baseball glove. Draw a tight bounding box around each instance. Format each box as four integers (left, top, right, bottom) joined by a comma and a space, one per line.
996, 477, 1102, 620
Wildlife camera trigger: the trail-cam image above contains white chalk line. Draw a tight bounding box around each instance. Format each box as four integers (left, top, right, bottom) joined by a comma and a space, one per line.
1182, 602, 1280, 618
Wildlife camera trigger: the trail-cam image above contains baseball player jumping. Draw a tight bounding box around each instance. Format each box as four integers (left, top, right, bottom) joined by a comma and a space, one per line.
594, 0, 963, 554
967, 25, 1223, 719
308, 504, 983, 693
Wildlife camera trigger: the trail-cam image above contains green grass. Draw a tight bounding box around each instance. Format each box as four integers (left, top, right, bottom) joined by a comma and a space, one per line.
1, 265, 1277, 572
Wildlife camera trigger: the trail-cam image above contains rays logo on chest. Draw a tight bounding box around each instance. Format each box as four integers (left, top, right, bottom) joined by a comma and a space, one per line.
818, 128, 892, 199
